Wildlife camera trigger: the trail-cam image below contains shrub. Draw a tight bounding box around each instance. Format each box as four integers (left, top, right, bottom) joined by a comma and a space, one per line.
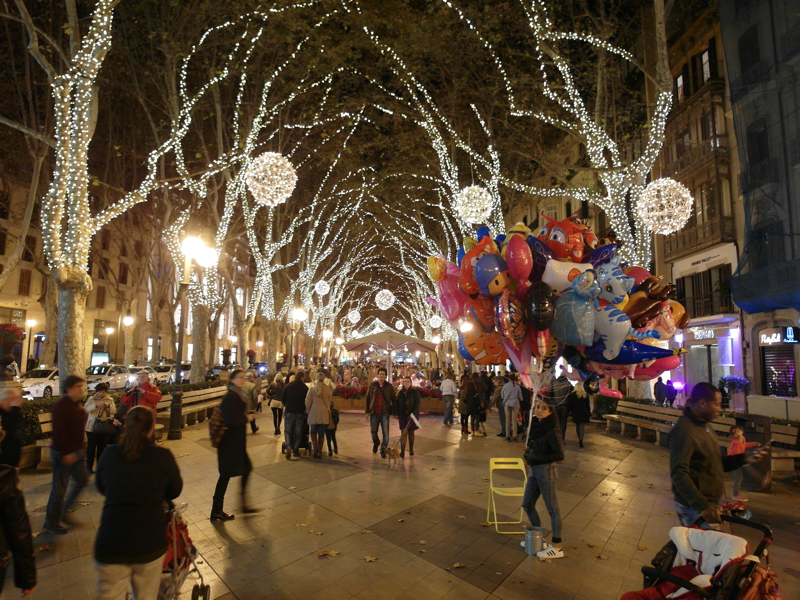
20, 397, 58, 445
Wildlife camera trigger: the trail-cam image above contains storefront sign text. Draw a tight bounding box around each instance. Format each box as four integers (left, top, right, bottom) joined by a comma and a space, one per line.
759, 327, 800, 346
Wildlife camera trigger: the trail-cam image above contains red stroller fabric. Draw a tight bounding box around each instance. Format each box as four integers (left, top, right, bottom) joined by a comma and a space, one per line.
621, 565, 703, 600
163, 515, 194, 571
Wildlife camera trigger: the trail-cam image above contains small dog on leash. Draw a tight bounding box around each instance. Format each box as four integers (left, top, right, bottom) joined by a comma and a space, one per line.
385, 447, 401, 467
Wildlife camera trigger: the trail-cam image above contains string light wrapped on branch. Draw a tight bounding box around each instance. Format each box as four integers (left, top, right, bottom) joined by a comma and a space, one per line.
347, 310, 361, 325
395, 320, 404, 330
455, 186, 493, 224
429, 315, 443, 329
314, 280, 330, 296
375, 289, 395, 310
245, 152, 297, 207
635, 178, 694, 235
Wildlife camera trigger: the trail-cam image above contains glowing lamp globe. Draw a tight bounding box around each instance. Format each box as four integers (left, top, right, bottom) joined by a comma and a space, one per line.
635, 178, 694, 235
395, 320, 404, 330
245, 152, 297, 207
404, 328, 412, 336
429, 315, 443, 329
432, 335, 441, 344
122, 316, 134, 327
347, 310, 361, 324
455, 186, 493, 224
315, 280, 330, 296
375, 289, 395, 311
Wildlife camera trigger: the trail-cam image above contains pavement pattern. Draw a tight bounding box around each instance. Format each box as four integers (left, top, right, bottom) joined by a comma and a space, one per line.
7, 409, 800, 600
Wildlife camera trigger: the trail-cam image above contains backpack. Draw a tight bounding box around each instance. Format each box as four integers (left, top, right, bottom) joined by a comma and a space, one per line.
209, 406, 227, 448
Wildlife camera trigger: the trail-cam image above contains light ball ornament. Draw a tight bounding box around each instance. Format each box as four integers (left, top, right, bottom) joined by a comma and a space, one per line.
375, 289, 395, 311
635, 178, 694, 235
347, 310, 361, 325
314, 280, 330, 296
395, 320, 404, 330
404, 328, 412, 336
245, 152, 297, 207
429, 315, 443, 329
455, 186, 493, 224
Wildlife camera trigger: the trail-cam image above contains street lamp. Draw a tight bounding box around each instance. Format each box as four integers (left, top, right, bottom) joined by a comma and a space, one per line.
116, 313, 135, 366
289, 307, 308, 369
123, 315, 134, 327
256, 339, 263, 359
322, 329, 333, 366
25, 319, 36, 371
104, 327, 114, 355
170, 236, 217, 441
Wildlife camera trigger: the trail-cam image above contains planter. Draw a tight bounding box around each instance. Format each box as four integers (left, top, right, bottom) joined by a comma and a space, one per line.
17, 444, 41, 470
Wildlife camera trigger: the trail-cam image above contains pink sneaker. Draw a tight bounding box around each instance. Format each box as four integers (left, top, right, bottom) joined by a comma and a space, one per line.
731, 495, 749, 502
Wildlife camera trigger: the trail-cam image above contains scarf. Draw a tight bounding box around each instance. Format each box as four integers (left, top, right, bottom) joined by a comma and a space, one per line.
228, 383, 248, 407
528, 413, 556, 440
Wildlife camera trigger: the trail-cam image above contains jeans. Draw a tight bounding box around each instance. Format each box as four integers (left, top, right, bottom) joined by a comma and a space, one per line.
554, 404, 568, 442
44, 449, 89, 529
86, 431, 109, 471
284, 412, 304, 454
325, 429, 338, 454
504, 405, 517, 438
443, 396, 455, 425
674, 501, 701, 526
96, 555, 164, 600
522, 463, 562, 543
732, 468, 744, 496
370, 413, 389, 449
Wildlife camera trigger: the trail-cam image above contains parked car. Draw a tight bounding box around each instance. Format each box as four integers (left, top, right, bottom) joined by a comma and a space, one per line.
250, 362, 268, 375
20, 368, 59, 399
209, 364, 242, 377
168, 364, 192, 385
126, 366, 157, 388
86, 364, 131, 392
152, 364, 176, 386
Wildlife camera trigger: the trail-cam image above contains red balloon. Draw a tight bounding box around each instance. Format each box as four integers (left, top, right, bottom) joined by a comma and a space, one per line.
623, 266, 652, 287
494, 289, 527, 350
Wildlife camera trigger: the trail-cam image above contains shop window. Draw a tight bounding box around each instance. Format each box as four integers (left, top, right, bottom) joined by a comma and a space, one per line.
18, 269, 31, 296
761, 345, 796, 396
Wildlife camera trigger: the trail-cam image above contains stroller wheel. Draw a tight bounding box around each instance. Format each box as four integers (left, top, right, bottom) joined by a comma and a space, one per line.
202, 584, 211, 599
281, 443, 286, 454
191, 584, 201, 600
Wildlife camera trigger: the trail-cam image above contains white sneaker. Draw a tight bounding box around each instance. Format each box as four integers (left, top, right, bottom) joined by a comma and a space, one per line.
536, 547, 564, 559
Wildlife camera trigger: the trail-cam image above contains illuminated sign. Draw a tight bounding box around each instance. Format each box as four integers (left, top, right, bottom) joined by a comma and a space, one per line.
692, 329, 716, 340
759, 327, 799, 346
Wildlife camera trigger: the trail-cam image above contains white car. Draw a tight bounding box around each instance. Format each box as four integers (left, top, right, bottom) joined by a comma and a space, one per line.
20, 368, 59, 399
126, 366, 157, 388
86, 364, 131, 392
152, 365, 176, 386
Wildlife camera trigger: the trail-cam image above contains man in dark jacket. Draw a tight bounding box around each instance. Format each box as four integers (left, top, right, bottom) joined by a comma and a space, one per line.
0, 451, 36, 596
669, 382, 767, 525
365, 368, 395, 457
281, 371, 308, 460
44, 375, 89, 534
0, 389, 24, 468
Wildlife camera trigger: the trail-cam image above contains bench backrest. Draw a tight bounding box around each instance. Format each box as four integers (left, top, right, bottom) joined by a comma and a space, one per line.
615, 401, 683, 424
38, 411, 53, 435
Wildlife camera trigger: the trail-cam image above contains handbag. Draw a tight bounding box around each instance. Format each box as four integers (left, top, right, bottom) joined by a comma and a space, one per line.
209, 405, 228, 448
93, 405, 116, 436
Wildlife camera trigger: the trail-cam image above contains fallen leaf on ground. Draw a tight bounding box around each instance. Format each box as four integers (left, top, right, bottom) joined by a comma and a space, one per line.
372, 502, 381, 506
313, 532, 323, 536
398, 519, 405, 522
628, 474, 637, 478
453, 563, 466, 568
473, 491, 483, 495
364, 556, 378, 562
419, 549, 427, 553
572, 546, 579, 550
361, 530, 372, 534
587, 543, 596, 548
430, 468, 437, 470
296, 523, 308, 528
288, 486, 297, 490
418, 540, 426, 545
38, 544, 54, 552
664, 511, 675, 515
636, 546, 647, 551
615, 471, 622, 474
175, 453, 190, 458
480, 522, 491, 527
316, 549, 341, 557
600, 492, 609, 496
481, 477, 489, 481
457, 515, 466, 519
596, 555, 609, 560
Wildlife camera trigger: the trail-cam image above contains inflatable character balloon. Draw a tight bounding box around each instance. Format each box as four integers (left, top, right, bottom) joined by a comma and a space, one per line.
494, 289, 528, 350
536, 214, 598, 261
458, 236, 498, 298
550, 271, 600, 346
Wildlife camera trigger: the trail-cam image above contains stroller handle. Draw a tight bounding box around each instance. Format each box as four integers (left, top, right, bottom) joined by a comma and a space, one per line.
693, 514, 773, 539
640, 567, 712, 598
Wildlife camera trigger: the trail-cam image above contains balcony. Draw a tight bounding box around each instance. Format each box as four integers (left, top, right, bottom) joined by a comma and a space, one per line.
663, 138, 729, 178
664, 217, 736, 263
732, 257, 800, 314
730, 62, 769, 102
783, 21, 800, 61
739, 158, 779, 195
669, 79, 726, 122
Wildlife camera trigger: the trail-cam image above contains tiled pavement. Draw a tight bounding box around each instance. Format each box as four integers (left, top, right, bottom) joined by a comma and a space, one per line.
7, 410, 800, 600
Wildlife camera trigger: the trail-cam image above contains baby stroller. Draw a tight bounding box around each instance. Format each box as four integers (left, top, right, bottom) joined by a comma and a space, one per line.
159, 502, 209, 600
281, 415, 311, 456
622, 515, 781, 600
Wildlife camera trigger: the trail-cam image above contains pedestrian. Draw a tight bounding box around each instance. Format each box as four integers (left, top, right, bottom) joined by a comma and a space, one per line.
501, 375, 522, 442
727, 425, 760, 502
365, 368, 396, 458
440, 370, 457, 426
119, 371, 162, 420
325, 399, 339, 457
654, 376, 667, 406
43, 375, 89, 534
395, 376, 421, 458
94, 406, 182, 600
472, 373, 489, 435
0, 388, 24, 468
282, 370, 308, 460
268, 373, 286, 436
305, 372, 332, 459
522, 398, 565, 559
85, 383, 117, 473
0, 430, 36, 597
211, 370, 256, 521
550, 374, 571, 443
457, 374, 472, 434
243, 372, 260, 434
666, 380, 678, 408
669, 382, 768, 525
566, 383, 591, 448
492, 375, 507, 437
464, 379, 484, 437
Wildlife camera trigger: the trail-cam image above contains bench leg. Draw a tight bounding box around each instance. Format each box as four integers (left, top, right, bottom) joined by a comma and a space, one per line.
636, 426, 643, 441
620, 423, 627, 436
186, 412, 197, 426
655, 430, 661, 445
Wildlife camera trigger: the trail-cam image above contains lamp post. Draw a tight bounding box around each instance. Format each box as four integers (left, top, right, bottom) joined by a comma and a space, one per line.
104, 327, 114, 355
25, 319, 36, 371
288, 308, 308, 369
170, 236, 216, 441
256, 339, 263, 361
322, 328, 332, 367
335, 336, 343, 365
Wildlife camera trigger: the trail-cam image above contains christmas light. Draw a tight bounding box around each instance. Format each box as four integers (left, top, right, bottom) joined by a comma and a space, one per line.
430, 315, 443, 329
348, 310, 361, 324
395, 320, 405, 330
635, 179, 694, 236
245, 152, 297, 207
454, 186, 493, 224
376, 289, 395, 310
315, 280, 330, 296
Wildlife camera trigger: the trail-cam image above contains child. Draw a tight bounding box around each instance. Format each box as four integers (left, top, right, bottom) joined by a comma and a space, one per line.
727, 426, 759, 501
325, 400, 340, 457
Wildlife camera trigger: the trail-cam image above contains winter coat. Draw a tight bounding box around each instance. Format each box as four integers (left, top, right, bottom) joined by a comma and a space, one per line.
242, 381, 259, 412
566, 387, 592, 425
84, 393, 117, 433
395, 387, 421, 418
365, 382, 396, 415
464, 391, 483, 417
0, 465, 35, 594
269, 381, 285, 410
216, 386, 249, 478
0, 407, 23, 468
525, 414, 564, 466
305, 383, 332, 426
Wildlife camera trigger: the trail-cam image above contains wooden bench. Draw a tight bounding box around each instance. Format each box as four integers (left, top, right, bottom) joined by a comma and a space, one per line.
604, 401, 682, 444
771, 424, 800, 471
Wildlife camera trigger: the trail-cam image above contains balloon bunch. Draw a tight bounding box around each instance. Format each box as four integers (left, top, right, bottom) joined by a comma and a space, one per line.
427, 216, 689, 389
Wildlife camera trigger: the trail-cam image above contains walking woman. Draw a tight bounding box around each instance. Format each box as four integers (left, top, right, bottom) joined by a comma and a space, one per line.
211, 370, 255, 521
457, 374, 472, 434
268, 374, 286, 436
95, 407, 182, 600
395, 377, 421, 458
522, 398, 565, 559
85, 383, 116, 474
566, 383, 592, 448
305, 371, 332, 459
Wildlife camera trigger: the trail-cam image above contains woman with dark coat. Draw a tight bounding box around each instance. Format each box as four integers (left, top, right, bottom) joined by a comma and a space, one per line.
457, 374, 472, 434
94, 406, 182, 600
395, 377, 421, 458
522, 398, 565, 560
462, 381, 484, 437
0, 431, 36, 597
566, 384, 593, 448
211, 370, 256, 521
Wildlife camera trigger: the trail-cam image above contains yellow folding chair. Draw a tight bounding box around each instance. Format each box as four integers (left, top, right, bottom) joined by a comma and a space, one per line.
486, 457, 528, 534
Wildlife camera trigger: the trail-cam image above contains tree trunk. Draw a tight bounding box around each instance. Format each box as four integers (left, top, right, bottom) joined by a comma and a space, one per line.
39, 276, 58, 368
54, 267, 92, 392
190, 304, 209, 383
238, 321, 252, 367
123, 323, 135, 366
208, 316, 220, 366
149, 318, 161, 362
